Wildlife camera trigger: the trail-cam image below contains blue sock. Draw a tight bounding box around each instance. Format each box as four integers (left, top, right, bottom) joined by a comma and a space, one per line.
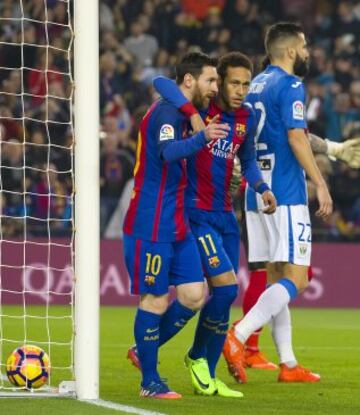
159, 299, 196, 347
207, 309, 230, 378
190, 285, 238, 360
134, 308, 162, 386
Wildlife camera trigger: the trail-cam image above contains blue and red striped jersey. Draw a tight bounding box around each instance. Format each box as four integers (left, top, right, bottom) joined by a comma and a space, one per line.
186, 100, 257, 211
123, 99, 207, 242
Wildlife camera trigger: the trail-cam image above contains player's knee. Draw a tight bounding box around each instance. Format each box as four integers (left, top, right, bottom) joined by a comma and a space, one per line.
178, 285, 205, 311
140, 294, 169, 314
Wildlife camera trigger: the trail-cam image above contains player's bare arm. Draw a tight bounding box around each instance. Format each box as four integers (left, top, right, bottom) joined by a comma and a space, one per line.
288, 128, 333, 220
189, 113, 206, 133
308, 133, 360, 169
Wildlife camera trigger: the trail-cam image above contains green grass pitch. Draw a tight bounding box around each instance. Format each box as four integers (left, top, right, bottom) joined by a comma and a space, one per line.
0, 306, 359, 415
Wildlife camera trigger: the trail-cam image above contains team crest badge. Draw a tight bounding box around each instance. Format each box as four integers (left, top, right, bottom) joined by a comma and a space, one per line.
208, 256, 220, 268
235, 123, 246, 136
144, 275, 156, 285
205, 115, 213, 124
299, 244, 308, 256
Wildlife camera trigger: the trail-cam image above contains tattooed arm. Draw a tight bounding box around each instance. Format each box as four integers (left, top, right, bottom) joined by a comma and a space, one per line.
308, 133, 360, 168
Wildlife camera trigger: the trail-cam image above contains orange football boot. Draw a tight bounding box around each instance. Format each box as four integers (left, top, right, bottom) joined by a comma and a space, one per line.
278, 363, 321, 383
222, 327, 247, 383
244, 349, 278, 370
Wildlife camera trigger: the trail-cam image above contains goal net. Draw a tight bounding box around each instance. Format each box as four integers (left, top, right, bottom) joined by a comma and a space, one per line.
0, 0, 76, 395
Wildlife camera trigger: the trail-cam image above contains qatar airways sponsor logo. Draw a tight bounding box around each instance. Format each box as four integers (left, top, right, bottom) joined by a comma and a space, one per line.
207, 139, 241, 159
21, 263, 129, 303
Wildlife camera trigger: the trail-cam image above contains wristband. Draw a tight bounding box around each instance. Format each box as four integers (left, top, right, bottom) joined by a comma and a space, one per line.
179, 102, 198, 118
256, 182, 270, 194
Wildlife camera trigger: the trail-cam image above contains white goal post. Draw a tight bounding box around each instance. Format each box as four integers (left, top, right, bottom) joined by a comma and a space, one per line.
74, 0, 100, 401
0, 0, 100, 400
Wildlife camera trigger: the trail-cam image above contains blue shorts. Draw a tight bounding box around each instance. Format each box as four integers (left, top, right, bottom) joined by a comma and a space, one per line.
123, 232, 204, 296
188, 208, 240, 277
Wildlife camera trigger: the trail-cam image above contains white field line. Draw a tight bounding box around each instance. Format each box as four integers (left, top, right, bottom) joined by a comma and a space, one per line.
83, 399, 168, 415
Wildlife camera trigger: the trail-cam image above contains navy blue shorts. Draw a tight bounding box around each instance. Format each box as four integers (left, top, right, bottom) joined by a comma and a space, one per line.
123, 232, 204, 295
188, 209, 240, 277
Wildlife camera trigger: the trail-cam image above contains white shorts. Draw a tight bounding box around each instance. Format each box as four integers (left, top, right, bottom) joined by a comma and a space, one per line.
246, 205, 311, 266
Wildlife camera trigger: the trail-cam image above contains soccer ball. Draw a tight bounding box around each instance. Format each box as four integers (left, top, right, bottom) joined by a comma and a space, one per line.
6, 345, 50, 389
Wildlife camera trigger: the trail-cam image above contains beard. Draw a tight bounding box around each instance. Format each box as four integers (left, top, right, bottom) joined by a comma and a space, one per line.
261, 55, 271, 70
192, 85, 212, 109
294, 54, 310, 78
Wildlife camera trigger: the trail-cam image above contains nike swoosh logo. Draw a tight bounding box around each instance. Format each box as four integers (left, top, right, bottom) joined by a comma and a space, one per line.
291, 81, 301, 88
191, 368, 209, 389
146, 328, 158, 334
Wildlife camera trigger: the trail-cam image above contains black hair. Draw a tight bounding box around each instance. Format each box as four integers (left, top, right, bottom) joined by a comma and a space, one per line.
265, 22, 304, 58
217, 52, 253, 80
175, 52, 218, 84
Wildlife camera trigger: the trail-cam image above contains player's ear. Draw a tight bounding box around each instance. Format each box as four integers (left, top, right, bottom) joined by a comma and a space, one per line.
183, 73, 194, 89
287, 46, 296, 61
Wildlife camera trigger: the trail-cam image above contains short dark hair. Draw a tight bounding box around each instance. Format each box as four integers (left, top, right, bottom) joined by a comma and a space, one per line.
217, 52, 253, 81
175, 52, 218, 84
265, 22, 304, 58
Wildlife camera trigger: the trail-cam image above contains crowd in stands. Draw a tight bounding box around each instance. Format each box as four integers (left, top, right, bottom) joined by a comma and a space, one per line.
0, 0, 359, 241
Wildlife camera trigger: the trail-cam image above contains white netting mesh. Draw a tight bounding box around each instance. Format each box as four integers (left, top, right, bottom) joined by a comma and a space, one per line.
0, 0, 74, 392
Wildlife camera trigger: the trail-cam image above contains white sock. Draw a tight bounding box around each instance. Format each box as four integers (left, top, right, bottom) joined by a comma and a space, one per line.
270, 305, 297, 368
234, 283, 291, 344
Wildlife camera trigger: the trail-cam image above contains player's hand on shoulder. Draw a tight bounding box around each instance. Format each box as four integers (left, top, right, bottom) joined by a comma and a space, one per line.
261, 190, 277, 214
204, 114, 230, 142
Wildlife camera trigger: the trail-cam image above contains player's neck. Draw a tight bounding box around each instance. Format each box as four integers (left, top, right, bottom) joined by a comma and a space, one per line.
179, 85, 194, 103
216, 96, 231, 113
270, 59, 294, 76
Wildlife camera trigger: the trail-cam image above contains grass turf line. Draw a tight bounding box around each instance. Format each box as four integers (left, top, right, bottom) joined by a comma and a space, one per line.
0, 307, 359, 415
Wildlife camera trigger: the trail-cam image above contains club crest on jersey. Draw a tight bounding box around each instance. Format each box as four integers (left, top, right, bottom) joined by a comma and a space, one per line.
208, 255, 220, 268
144, 275, 156, 285
159, 124, 175, 141
292, 101, 304, 120
205, 115, 213, 124
235, 123, 246, 136
299, 244, 308, 256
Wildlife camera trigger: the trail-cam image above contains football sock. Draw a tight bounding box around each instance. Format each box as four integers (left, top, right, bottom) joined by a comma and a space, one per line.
159, 299, 196, 347
207, 309, 230, 378
234, 278, 298, 344
134, 308, 162, 386
245, 330, 261, 352
271, 304, 297, 368
190, 285, 238, 360
243, 269, 267, 351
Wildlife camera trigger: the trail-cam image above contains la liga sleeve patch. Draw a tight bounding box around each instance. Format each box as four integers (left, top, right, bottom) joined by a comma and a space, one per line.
159, 124, 175, 141
292, 100, 304, 120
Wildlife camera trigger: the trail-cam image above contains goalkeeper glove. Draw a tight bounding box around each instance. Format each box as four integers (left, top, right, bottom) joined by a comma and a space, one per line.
326, 138, 360, 168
